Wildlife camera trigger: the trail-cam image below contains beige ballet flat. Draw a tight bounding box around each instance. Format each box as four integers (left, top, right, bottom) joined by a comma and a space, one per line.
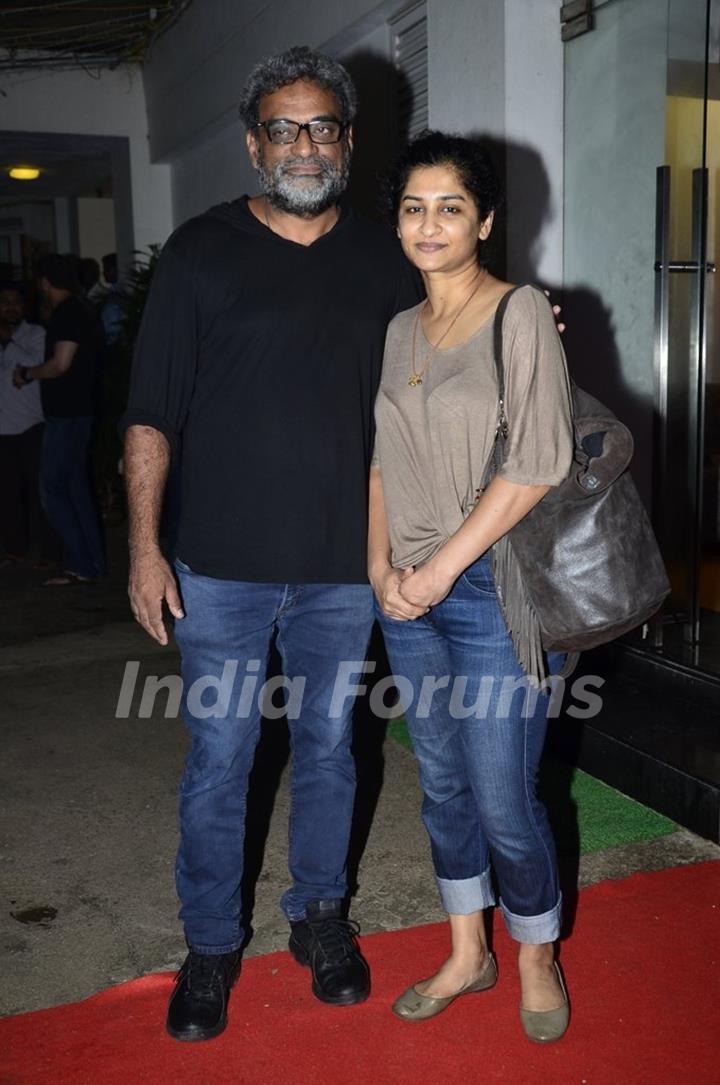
391, 953, 497, 1022
519, 961, 569, 1043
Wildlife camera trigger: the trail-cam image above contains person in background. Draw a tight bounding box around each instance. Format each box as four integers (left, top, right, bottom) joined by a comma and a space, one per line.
0, 282, 54, 567
78, 257, 101, 298
94, 252, 125, 348
89, 252, 127, 519
13, 254, 106, 585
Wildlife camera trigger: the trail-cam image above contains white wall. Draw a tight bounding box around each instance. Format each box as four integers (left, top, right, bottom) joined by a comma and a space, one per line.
171, 121, 253, 226
563, 0, 669, 506
504, 0, 564, 286
0, 65, 173, 256
53, 197, 76, 252
77, 197, 117, 265
428, 0, 506, 137
429, 0, 563, 285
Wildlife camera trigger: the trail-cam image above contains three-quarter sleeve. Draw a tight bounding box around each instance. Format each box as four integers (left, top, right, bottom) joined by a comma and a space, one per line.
497, 287, 574, 487
119, 242, 198, 456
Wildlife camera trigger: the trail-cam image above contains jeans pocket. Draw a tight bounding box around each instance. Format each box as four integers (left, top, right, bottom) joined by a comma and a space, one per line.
461, 557, 497, 597
174, 556, 193, 574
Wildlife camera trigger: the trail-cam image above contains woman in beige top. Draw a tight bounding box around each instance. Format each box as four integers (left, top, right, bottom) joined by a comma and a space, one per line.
369, 132, 574, 1041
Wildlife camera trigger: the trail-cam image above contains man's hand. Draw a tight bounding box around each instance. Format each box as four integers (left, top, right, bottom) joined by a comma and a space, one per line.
543, 290, 566, 334
398, 559, 456, 609
12, 366, 26, 389
129, 549, 184, 645
370, 563, 428, 621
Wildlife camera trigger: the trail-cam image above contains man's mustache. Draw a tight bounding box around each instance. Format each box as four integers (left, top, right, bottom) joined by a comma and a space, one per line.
276, 155, 334, 176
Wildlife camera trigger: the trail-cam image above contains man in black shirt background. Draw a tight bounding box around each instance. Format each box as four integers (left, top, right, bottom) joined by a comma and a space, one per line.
14, 255, 106, 584
1, 283, 45, 565
122, 47, 424, 1041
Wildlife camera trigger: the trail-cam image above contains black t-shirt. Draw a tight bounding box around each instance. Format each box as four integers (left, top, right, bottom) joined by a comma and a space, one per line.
120, 196, 424, 583
42, 296, 102, 418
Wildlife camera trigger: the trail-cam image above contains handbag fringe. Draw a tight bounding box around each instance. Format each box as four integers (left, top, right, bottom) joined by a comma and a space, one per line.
490, 535, 547, 685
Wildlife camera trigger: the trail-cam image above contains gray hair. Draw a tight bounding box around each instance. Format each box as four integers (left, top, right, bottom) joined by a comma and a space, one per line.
238, 45, 358, 129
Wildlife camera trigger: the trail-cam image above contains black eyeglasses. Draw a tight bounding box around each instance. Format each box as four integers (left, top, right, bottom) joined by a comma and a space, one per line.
255, 118, 345, 145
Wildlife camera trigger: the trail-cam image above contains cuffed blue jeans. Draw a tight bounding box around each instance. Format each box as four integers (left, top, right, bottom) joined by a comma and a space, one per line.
377, 555, 563, 945
40, 416, 106, 578
172, 558, 375, 955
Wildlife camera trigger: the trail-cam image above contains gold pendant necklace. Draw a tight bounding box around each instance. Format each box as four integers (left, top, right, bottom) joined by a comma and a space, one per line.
408, 268, 486, 387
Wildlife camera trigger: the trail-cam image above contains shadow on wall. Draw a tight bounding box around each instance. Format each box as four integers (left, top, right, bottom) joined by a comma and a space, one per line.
473, 133, 653, 508
340, 50, 410, 221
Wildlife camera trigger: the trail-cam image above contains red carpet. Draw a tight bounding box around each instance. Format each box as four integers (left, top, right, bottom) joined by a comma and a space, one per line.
2, 862, 718, 1085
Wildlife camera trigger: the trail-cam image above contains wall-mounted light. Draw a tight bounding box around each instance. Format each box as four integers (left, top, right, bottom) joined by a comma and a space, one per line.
9, 166, 41, 181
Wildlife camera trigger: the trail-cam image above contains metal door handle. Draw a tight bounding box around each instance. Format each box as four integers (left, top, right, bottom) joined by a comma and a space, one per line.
688, 167, 709, 647
654, 260, 716, 272
652, 165, 711, 651
653, 166, 670, 551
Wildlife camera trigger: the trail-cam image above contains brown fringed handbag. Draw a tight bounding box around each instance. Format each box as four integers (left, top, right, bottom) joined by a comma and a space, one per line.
484, 287, 670, 682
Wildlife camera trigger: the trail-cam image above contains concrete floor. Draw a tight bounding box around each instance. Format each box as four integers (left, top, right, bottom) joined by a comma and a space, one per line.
1, 542, 719, 1017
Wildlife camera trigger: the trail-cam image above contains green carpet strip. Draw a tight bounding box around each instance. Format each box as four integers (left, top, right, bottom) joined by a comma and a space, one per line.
386, 718, 676, 856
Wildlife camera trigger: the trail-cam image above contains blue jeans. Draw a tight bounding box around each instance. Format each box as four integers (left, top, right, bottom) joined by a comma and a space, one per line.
40, 417, 106, 578
376, 555, 563, 945
172, 559, 375, 954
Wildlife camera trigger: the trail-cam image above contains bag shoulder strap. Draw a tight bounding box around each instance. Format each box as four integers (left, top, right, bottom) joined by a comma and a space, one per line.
491, 286, 522, 392
491, 286, 523, 443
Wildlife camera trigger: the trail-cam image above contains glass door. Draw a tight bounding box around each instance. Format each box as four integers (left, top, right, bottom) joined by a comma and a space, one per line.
563, 0, 719, 674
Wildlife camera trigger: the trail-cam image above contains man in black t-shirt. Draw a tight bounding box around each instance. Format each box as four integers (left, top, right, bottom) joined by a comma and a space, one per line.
122, 47, 423, 1040
14, 254, 106, 583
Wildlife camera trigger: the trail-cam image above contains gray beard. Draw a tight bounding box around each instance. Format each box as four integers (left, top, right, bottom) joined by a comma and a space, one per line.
256, 149, 350, 217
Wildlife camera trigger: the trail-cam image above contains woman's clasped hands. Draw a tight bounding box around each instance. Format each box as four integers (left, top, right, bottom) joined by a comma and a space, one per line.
373, 558, 456, 619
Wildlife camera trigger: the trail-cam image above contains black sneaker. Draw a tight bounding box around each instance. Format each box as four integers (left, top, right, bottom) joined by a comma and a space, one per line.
289, 899, 370, 1006
166, 950, 240, 1042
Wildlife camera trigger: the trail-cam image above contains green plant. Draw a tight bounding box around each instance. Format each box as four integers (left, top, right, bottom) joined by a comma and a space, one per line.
119, 244, 162, 352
